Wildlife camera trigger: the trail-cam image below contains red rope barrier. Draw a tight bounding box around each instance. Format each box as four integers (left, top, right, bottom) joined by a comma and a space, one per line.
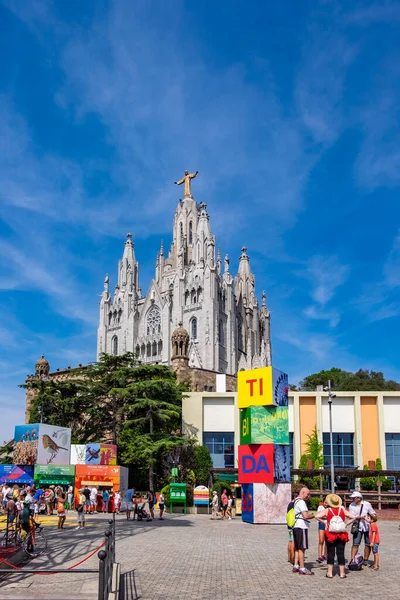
0, 540, 106, 575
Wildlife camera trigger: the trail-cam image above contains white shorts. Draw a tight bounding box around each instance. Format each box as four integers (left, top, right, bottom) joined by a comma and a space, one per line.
127, 502, 133, 510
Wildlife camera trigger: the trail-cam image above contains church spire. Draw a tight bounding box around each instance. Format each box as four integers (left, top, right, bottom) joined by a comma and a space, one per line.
118, 233, 137, 290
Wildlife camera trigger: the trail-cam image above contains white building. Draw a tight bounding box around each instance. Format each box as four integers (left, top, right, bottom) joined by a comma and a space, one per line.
97, 172, 272, 375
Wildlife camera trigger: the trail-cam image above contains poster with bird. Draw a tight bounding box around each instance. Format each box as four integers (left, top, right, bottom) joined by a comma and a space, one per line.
37, 424, 71, 465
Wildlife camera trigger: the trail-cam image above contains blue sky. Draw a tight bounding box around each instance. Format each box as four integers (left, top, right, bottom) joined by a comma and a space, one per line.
1, 0, 400, 443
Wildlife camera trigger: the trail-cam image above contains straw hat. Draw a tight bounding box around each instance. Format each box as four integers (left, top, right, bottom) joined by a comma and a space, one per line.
325, 494, 342, 508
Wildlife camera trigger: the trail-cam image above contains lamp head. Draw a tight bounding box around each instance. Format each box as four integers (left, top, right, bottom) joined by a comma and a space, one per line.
323, 386, 329, 392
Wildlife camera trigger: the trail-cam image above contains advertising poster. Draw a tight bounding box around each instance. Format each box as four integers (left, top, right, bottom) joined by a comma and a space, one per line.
34, 465, 75, 486
240, 406, 289, 445
13, 424, 39, 465
272, 368, 288, 407
37, 424, 71, 465
85, 443, 101, 464
241, 484, 254, 523
193, 485, 209, 505
0, 464, 34, 485
273, 445, 291, 482
100, 444, 117, 465
70, 444, 86, 465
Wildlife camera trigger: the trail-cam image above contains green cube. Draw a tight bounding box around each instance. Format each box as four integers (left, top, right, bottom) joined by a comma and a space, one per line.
240, 405, 289, 445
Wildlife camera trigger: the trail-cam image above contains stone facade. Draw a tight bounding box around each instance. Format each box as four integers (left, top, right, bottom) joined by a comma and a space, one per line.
97, 184, 272, 375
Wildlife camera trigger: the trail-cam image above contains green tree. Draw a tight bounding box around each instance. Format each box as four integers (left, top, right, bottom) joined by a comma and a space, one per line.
117, 364, 188, 490
193, 445, 213, 486
298, 427, 324, 489
300, 367, 400, 391
21, 378, 88, 440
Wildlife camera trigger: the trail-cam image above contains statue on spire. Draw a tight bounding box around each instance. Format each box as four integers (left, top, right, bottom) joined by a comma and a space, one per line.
174, 170, 199, 198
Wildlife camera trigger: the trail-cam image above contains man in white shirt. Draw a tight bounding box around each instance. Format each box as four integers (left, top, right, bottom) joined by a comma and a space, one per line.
348, 491, 376, 563
90, 487, 98, 514
292, 487, 316, 575
2, 485, 11, 511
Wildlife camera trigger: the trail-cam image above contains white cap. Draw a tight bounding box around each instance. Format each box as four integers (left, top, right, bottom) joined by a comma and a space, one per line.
350, 491, 363, 499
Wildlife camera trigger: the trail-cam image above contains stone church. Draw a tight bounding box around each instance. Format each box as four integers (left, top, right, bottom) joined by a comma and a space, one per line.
97, 170, 272, 382
25, 171, 272, 419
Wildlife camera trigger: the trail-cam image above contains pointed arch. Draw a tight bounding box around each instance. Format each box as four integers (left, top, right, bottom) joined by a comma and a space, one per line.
189, 221, 193, 244
191, 317, 197, 340
112, 335, 118, 356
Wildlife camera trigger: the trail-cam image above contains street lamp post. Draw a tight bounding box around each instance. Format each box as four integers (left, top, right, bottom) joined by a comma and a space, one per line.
324, 380, 336, 493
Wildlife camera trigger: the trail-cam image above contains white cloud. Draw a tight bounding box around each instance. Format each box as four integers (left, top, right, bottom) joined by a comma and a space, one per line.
297, 255, 350, 306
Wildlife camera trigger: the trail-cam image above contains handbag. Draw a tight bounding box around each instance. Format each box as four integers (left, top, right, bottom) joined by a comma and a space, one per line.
351, 503, 363, 535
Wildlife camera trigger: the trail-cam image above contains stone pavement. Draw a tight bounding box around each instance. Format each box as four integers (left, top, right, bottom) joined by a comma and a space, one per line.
0, 513, 399, 599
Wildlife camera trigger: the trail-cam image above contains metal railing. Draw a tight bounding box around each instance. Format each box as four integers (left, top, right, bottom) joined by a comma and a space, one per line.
0, 513, 119, 600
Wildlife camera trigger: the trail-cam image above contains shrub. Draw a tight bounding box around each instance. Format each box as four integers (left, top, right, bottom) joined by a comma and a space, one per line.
193, 446, 213, 486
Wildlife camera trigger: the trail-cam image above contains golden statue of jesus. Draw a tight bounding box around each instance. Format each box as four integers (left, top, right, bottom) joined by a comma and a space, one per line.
174, 170, 199, 198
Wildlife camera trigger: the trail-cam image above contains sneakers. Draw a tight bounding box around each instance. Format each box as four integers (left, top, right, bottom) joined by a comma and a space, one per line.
298, 568, 314, 576
316, 556, 324, 563
292, 566, 299, 573
75, 526, 82, 530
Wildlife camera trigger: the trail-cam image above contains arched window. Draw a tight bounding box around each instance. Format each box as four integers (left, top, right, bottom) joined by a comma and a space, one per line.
191, 318, 197, 340
146, 342, 151, 357
112, 336, 118, 356
197, 287, 203, 303
180, 222, 184, 244
147, 307, 161, 335
158, 340, 163, 355
152, 341, 157, 356
108, 312, 112, 326
189, 221, 193, 244
135, 345, 140, 357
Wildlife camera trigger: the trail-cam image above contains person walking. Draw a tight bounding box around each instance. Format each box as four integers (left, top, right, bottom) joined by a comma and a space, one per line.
67, 484, 73, 510
90, 486, 98, 514
292, 487, 316, 575
221, 488, 228, 519
226, 494, 233, 520
286, 495, 295, 564
114, 490, 121, 514
210, 491, 220, 520
348, 491, 376, 564
82, 486, 91, 514
76, 489, 86, 530
315, 494, 355, 579
368, 513, 380, 570
102, 489, 109, 514
316, 499, 328, 563
159, 492, 165, 520
56, 490, 67, 530
147, 491, 154, 520
125, 487, 133, 520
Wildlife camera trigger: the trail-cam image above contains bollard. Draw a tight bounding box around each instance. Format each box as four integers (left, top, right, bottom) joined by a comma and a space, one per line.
98, 549, 107, 600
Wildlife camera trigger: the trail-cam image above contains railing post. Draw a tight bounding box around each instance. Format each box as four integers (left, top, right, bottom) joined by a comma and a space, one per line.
5, 509, 9, 547
98, 549, 107, 600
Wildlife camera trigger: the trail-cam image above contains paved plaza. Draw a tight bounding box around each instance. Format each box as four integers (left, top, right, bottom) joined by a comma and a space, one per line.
0, 513, 399, 599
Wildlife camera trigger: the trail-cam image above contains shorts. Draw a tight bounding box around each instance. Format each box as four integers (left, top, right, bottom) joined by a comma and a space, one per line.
159, 503, 165, 510
148, 503, 154, 510
85, 499, 90, 507
288, 529, 294, 542
372, 543, 379, 554
318, 523, 326, 531
34, 504, 39, 514
7, 514, 16, 524
293, 528, 309, 551
77, 512, 85, 523
127, 502, 133, 510
352, 529, 370, 547
57, 512, 66, 517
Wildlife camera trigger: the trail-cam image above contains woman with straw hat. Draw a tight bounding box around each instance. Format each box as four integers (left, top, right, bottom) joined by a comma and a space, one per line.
315, 494, 355, 579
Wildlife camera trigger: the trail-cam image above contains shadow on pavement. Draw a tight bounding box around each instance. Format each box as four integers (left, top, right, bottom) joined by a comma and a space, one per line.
120, 569, 141, 600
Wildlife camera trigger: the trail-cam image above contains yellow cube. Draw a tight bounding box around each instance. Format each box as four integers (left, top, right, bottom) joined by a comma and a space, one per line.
237, 366, 288, 409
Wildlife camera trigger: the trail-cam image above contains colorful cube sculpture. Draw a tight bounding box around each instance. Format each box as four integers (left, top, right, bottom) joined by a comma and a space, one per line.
13, 424, 71, 466
238, 365, 291, 524
238, 367, 288, 409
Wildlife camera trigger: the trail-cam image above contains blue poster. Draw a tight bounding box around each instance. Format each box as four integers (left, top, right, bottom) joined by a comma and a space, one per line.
274, 444, 291, 482
241, 483, 254, 523
85, 443, 100, 464
0, 465, 34, 484
272, 369, 288, 407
